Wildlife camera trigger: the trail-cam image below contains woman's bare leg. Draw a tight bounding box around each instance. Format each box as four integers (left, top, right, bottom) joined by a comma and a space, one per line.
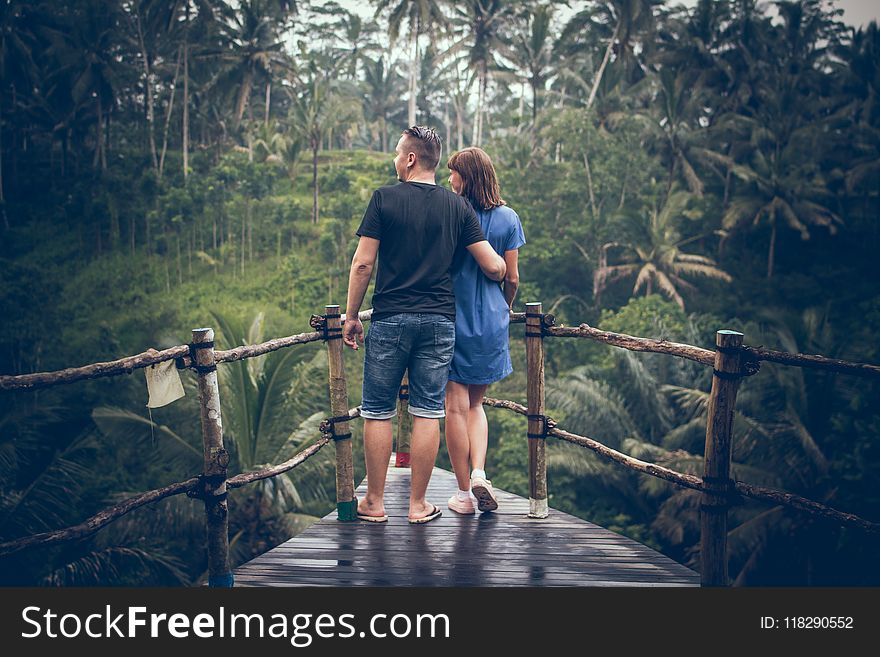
444, 380, 472, 491
467, 384, 490, 473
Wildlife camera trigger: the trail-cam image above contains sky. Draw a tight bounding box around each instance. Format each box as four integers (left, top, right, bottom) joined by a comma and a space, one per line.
338, 0, 879, 28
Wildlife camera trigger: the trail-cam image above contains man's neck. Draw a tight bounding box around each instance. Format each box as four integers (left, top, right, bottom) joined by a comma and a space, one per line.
404, 170, 436, 185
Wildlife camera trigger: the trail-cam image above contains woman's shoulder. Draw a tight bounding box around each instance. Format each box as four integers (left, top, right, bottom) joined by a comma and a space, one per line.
486, 204, 520, 223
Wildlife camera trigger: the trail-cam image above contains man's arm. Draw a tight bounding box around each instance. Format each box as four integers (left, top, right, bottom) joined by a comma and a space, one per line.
466, 240, 507, 282
342, 236, 380, 350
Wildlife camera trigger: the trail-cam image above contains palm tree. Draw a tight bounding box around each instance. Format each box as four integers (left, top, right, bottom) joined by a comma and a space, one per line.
47, 0, 128, 173
635, 67, 732, 197
721, 114, 843, 278
716, 2, 845, 278
559, 0, 660, 111
88, 312, 337, 570
0, 0, 38, 226
596, 191, 732, 309
361, 54, 407, 152
288, 62, 361, 223
504, 3, 555, 124
451, 0, 512, 145
212, 0, 289, 130
373, 0, 449, 127
837, 22, 880, 196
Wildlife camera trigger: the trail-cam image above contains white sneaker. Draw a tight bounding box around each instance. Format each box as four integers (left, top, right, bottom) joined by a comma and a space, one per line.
470, 476, 498, 512
447, 494, 475, 515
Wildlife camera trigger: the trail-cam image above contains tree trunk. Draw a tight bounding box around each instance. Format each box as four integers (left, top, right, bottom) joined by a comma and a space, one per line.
159, 45, 182, 180
265, 80, 271, 127
104, 111, 110, 170
176, 232, 182, 285
134, 11, 159, 174
0, 90, 7, 230
472, 70, 486, 146
145, 205, 151, 257
587, 21, 620, 111
236, 69, 253, 128
444, 101, 451, 149
312, 142, 319, 224
767, 220, 776, 279
408, 22, 418, 126
241, 201, 247, 276
531, 77, 538, 123
183, 2, 190, 182
93, 95, 103, 171
583, 152, 597, 221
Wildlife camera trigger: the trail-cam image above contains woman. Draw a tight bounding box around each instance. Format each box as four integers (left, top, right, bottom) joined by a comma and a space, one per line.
444, 147, 525, 514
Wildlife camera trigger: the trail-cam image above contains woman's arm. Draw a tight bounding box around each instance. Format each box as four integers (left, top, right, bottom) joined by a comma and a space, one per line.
503, 249, 520, 309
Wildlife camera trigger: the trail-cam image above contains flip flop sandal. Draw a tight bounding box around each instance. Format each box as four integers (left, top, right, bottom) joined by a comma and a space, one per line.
409, 504, 442, 524
357, 512, 388, 523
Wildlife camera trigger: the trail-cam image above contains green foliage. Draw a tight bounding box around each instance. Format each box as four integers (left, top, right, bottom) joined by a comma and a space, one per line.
0, 0, 878, 586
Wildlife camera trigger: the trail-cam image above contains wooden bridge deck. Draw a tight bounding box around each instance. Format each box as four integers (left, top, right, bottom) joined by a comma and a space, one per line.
234, 462, 699, 587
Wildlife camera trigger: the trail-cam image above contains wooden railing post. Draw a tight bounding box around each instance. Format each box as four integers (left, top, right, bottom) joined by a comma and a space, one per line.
394, 370, 412, 467
700, 329, 744, 587
326, 305, 356, 521
192, 327, 232, 587
526, 302, 548, 518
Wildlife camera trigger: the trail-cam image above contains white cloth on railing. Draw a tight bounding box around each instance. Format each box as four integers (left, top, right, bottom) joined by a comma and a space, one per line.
145, 360, 185, 408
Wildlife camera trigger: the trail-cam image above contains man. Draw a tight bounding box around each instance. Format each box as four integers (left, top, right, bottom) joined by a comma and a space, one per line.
342, 126, 507, 523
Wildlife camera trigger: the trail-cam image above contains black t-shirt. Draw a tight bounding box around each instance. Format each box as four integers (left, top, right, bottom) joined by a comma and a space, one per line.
356, 181, 486, 322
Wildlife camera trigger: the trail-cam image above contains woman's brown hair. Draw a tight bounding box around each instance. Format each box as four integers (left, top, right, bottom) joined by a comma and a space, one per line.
447, 147, 505, 211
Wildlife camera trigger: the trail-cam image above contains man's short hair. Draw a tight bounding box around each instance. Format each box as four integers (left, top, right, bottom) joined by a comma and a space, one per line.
402, 126, 442, 171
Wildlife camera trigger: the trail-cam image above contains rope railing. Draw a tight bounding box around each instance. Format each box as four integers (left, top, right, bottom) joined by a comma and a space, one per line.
1, 301, 878, 587
0, 309, 375, 391
481, 397, 880, 535
0, 435, 333, 558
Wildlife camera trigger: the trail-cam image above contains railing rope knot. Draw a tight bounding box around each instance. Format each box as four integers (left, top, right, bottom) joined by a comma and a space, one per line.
320, 412, 356, 442
713, 343, 761, 379
524, 312, 556, 338
699, 475, 743, 509
310, 313, 344, 342
185, 340, 217, 373
186, 472, 229, 502
526, 413, 556, 440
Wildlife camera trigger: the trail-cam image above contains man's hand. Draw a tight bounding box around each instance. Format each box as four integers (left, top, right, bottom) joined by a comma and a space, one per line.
342, 318, 364, 350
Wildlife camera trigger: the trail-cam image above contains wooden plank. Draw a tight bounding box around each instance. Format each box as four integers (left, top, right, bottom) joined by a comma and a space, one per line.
234, 465, 699, 587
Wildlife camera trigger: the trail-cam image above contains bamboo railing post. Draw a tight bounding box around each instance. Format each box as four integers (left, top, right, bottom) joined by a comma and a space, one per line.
326, 305, 357, 521
700, 329, 744, 587
395, 371, 412, 467
192, 328, 232, 587
526, 302, 549, 518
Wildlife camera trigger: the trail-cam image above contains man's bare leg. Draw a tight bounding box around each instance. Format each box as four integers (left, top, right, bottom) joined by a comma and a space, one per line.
408, 415, 441, 519
358, 418, 393, 518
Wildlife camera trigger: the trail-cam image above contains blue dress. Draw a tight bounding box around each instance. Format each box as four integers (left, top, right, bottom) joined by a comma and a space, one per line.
449, 205, 526, 385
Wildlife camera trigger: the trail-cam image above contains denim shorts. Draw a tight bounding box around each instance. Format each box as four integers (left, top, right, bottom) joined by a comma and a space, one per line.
360, 313, 455, 420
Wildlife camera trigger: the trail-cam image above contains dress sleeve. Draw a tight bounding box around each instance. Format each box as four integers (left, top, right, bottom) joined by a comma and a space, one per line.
356, 190, 382, 239
505, 211, 526, 251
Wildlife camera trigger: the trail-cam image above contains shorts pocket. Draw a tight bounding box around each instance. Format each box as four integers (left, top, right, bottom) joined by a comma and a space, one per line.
433, 320, 455, 353
367, 321, 401, 358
